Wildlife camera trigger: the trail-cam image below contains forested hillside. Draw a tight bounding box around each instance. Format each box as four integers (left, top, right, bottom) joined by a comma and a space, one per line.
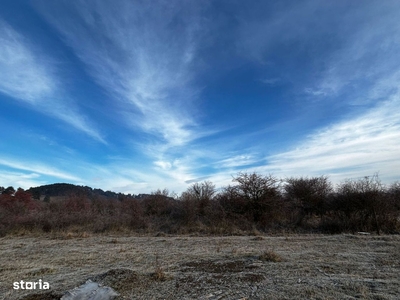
26, 183, 145, 200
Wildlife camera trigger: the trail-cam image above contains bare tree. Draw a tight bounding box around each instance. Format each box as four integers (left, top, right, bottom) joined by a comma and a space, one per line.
181, 181, 216, 217
232, 172, 280, 223
185, 181, 216, 202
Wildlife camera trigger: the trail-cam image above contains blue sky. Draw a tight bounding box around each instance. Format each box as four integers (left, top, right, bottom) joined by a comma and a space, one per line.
1, 0, 400, 194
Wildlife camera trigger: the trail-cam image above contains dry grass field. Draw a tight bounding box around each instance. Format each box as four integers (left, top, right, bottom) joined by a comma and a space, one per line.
1, 233, 399, 299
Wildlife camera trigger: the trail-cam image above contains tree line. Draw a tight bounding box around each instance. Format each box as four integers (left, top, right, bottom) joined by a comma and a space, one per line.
1, 173, 399, 236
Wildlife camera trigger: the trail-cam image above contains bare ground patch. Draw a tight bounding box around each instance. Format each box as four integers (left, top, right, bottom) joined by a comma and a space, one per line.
1, 234, 399, 299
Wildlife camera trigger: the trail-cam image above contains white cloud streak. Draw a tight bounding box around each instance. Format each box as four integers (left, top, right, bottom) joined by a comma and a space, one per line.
312, 3, 400, 100
217, 155, 258, 169
0, 171, 44, 190
0, 19, 104, 142
0, 20, 55, 103
0, 157, 81, 182
74, 161, 191, 194
260, 96, 400, 184
36, 0, 203, 147
237, 1, 400, 101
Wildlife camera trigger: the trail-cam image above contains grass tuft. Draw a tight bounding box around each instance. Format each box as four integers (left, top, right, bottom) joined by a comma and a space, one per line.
153, 265, 167, 281
259, 250, 283, 262
152, 254, 168, 281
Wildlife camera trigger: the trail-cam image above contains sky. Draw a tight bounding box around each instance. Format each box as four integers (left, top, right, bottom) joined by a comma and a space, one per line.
1, 0, 400, 194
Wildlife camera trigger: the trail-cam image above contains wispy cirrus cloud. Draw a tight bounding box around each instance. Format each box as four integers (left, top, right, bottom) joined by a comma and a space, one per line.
72, 159, 191, 194
309, 3, 400, 101
0, 19, 56, 103
217, 154, 259, 169
0, 171, 44, 190
260, 95, 400, 184
237, 1, 400, 101
0, 19, 104, 142
0, 157, 81, 182
35, 0, 205, 148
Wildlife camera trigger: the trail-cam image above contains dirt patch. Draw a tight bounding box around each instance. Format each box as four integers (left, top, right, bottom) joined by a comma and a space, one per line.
182, 258, 259, 273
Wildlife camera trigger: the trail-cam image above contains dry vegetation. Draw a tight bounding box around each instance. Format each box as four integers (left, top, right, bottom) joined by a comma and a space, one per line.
1, 233, 399, 299
1, 173, 400, 237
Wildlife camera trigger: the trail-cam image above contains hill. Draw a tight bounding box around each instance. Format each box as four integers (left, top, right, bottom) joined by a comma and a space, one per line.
26, 183, 148, 200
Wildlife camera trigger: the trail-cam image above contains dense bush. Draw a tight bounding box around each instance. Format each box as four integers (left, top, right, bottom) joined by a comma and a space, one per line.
284, 176, 332, 227
328, 175, 398, 234
0, 173, 399, 235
